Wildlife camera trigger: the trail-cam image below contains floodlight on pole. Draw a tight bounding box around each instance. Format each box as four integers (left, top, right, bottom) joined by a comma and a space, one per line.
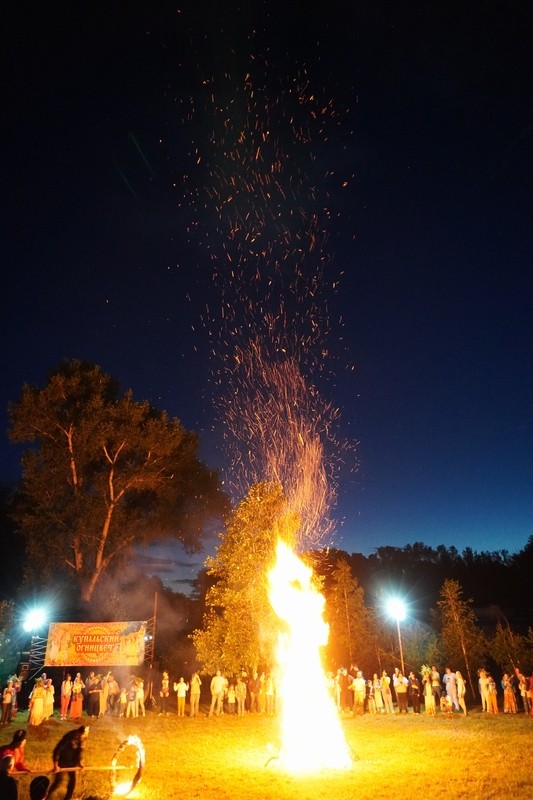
386, 597, 406, 675
23, 608, 48, 633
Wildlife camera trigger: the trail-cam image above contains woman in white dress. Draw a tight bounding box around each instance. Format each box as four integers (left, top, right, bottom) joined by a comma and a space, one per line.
28, 678, 46, 726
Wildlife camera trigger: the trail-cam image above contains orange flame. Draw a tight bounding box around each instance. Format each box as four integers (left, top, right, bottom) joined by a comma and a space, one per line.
268, 539, 353, 771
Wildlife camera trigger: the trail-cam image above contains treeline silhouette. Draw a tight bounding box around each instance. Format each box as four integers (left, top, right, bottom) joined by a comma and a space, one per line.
317, 537, 533, 630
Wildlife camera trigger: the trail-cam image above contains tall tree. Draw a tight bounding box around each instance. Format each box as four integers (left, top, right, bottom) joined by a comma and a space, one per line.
8, 360, 227, 603
192, 481, 298, 675
324, 558, 375, 673
437, 578, 486, 697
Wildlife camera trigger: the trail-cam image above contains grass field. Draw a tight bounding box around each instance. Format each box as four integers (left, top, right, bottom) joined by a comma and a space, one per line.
6, 706, 533, 800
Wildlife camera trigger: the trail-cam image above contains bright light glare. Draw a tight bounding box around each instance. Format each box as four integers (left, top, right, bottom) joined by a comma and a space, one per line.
23, 608, 47, 632
268, 539, 353, 772
386, 597, 406, 622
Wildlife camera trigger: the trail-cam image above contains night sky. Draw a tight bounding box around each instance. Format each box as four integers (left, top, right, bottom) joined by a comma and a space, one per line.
2, 1, 533, 588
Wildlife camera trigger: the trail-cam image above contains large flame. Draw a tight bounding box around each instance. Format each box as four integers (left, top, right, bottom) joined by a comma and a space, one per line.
268, 539, 353, 771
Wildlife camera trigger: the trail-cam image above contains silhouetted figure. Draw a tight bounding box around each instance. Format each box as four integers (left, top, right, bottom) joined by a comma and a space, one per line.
29, 775, 50, 800
0, 754, 18, 800
46, 725, 88, 800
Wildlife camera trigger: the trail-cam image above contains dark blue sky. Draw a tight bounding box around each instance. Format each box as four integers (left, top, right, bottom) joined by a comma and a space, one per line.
2, 1, 533, 588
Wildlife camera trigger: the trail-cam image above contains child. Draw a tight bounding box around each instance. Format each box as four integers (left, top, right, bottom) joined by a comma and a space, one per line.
227, 684, 236, 714
440, 695, 453, 715
119, 687, 127, 717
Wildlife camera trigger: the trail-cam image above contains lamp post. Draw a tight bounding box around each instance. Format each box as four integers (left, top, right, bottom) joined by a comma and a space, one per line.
386, 597, 406, 675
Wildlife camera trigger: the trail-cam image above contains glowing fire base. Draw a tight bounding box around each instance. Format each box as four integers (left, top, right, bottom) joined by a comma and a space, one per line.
268, 539, 353, 772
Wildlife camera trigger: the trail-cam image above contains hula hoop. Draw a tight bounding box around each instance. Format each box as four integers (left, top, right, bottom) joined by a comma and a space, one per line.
110, 735, 145, 796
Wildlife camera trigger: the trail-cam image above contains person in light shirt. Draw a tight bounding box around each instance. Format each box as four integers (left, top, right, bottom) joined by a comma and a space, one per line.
351, 670, 366, 716
443, 667, 459, 711
209, 670, 226, 717
174, 677, 189, 717
189, 672, 202, 717
456, 669, 468, 715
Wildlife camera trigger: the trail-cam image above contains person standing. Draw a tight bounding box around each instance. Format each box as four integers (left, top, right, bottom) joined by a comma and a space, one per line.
431, 666, 442, 707
478, 669, 490, 712
235, 675, 247, 717
99, 674, 109, 717
189, 672, 202, 717
159, 671, 170, 715
226, 683, 236, 714
247, 671, 261, 713
126, 682, 137, 718
456, 670, 468, 715
351, 671, 366, 715
365, 680, 376, 714
394, 671, 409, 713
486, 673, 499, 713
60, 674, 72, 721
408, 671, 422, 714
10, 677, 22, 721
424, 675, 436, 716
443, 667, 459, 711
501, 673, 517, 714
45, 725, 88, 800
44, 679, 55, 720
209, 670, 226, 717
174, 677, 189, 717
1, 681, 16, 725
28, 678, 47, 726
85, 672, 101, 718
69, 674, 85, 721
372, 673, 384, 713
135, 679, 146, 718
107, 673, 120, 716
118, 687, 127, 718
514, 667, 531, 714
381, 670, 394, 714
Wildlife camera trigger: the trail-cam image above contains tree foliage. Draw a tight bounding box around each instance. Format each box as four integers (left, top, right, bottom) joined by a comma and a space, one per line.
8, 360, 227, 603
489, 620, 533, 675
324, 558, 375, 672
0, 601, 19, 685
436, 578, 486, 696
192, 481, 299, 675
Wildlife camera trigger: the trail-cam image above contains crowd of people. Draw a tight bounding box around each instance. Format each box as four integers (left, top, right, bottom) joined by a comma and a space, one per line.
2, 662, 533, 726
157, 664, 533, 718
336, 664, 533, 717
199, 664, 533, 719
0, 660, 531, 798
1, 670, 148, 726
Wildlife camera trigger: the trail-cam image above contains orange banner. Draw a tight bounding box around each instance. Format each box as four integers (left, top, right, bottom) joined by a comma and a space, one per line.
44, 621, 147, 667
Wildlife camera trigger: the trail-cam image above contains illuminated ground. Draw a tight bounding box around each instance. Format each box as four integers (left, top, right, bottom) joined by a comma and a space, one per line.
8, 708, 533, 800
